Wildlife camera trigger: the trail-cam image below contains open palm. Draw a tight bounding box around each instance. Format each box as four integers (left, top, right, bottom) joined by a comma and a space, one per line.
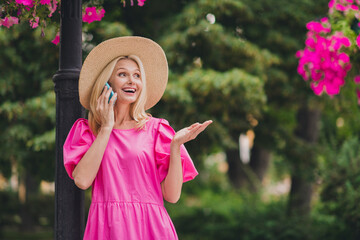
172, 120, 212, 146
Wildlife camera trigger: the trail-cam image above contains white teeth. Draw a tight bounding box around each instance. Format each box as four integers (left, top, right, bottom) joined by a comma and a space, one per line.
123, 88, 136, 93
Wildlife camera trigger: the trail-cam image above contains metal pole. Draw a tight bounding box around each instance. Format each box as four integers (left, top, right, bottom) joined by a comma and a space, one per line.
53, 0, 85, 239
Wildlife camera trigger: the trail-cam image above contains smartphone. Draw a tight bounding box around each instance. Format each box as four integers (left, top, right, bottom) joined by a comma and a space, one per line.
105, 82, 116, 103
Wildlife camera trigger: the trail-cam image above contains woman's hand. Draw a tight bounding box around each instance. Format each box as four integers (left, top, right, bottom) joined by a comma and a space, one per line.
172, 120, 213, 147
162, 120, 212, 203
96, 86, 117, 130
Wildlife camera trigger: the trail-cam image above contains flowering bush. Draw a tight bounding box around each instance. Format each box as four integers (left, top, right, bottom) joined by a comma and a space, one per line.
296, 0, 360, 103
0, 0, 147, 44
82, 6, 105, 24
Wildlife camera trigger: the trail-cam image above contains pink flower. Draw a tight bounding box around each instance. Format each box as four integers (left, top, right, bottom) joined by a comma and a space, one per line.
306, 21, 331, 33
311, 81, 325, 95
356, 34, 360, 48
329, 0, 335, 8
97, 9, 105, 21
295, 50, 303, 58
354, 75, 360, 83
321, 17, 329, 23
357, 89, 360, 105
40, 0, 51, 4
296, 22, 352, 97
305, 38, 316, 48
83, 7, 105, 23
336, 4, 348, 11
0, 16, 19, 28
332, 33, 351, 50
327, 78, 344, 95
338, 52, 350, 63
48, 0, 58, 17
351, 5, 359, 10
15, 0, 33, 6
52, 32, 60, 45
138, 0, 146, 6
29, 17, 39, 28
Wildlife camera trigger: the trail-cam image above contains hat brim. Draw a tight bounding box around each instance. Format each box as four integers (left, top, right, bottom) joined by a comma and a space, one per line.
79, 36, 168, 110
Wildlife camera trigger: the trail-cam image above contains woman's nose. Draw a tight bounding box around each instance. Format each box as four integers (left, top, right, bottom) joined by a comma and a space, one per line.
127, 76, 134, 84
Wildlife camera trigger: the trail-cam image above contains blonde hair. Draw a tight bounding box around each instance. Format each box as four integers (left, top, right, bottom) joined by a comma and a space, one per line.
88, 55, 150, 135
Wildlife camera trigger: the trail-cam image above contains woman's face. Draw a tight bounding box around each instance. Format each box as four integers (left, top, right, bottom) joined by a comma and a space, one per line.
108, 58, 143, 105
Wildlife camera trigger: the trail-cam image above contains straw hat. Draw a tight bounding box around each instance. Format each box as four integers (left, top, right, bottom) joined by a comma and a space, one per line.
79, 36, 168, 110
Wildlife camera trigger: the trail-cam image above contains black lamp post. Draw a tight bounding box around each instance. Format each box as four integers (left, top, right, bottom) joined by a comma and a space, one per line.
52, 0, 85, 239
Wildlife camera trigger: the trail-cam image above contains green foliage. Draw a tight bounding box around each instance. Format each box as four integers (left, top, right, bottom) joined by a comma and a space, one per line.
0, 191, 54, 238
1, 0, 359, 238
148, 0, 282, 168
152, 67, 266, 159
166, 188, 335, 240
83, 21, 132, 52
318, 137, 360, 238
320, 78, 360, 143
160, 0, 279, 74
0, 23, 57, 181
0, 191, 20, 229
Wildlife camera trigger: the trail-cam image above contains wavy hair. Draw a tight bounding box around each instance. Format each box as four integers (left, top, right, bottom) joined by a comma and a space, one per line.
88, 55, 150, 135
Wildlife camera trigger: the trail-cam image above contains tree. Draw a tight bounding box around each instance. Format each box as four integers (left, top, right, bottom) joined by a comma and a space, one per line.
228, 0, 330, 216
0, 23, 58, 230
151, 0, 280, 189
292, 0, 360, 217
145, 0, 333, 217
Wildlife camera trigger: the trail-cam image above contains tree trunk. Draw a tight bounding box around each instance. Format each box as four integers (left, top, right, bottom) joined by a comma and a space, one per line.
226, 147, 266, 191
226, 148, 249, 189
288, 106, 321, 217
226, 131, 272, 191
249, 145, 271, 192
288, 175, 313, 216
20, 171, 40, 231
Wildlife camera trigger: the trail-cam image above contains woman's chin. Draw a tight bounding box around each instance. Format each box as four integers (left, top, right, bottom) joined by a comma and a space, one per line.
115, 97, 137, 106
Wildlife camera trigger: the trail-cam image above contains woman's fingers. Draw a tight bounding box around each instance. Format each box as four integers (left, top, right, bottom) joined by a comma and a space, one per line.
188, 122, 200, 130
98, 86, 115, 107
190, 120, 212, 139
96, 86, 116, 124
183, 120, 212, 142
173, 120, 212, 145
104, 87, 112, 103
109, 92, 117, 106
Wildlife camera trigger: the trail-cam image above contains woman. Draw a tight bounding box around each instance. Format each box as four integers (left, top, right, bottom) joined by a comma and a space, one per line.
63, 36, 212, 239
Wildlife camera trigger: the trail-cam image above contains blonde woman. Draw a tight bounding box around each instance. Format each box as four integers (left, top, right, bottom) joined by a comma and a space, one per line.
63, 37, 212, 240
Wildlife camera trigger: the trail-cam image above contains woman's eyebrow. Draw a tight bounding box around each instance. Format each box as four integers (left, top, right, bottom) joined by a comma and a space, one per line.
116, 67, 140, 71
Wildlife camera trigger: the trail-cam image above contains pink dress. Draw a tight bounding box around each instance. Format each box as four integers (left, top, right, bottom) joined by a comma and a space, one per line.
63, 117, 198, 240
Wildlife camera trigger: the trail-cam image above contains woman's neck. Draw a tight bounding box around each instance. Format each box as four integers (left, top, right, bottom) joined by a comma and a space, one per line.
113, 104, 135, 127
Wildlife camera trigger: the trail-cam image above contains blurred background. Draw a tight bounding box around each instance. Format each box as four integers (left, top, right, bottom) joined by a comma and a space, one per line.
1, 0, 360, 239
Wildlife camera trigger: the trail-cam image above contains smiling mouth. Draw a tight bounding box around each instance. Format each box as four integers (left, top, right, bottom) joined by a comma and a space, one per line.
122, 88, 136, 93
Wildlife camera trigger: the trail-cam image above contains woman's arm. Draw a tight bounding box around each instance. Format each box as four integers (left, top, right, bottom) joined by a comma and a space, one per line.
72, 126, 112, 190
161, 141, 183, 203
72, 86, 117, 190
161, 120, 212, 203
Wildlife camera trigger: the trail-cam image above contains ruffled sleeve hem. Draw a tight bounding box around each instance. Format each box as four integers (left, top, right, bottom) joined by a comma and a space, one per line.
155, 119, 198, 183
63, 118, 95, 179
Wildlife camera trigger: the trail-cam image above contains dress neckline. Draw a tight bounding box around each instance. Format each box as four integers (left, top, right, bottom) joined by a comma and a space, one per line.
112, 116, 153, 131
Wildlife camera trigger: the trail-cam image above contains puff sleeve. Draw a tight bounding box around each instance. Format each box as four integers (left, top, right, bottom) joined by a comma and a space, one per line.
155, 119, 198, 183
63, 118, 95, 179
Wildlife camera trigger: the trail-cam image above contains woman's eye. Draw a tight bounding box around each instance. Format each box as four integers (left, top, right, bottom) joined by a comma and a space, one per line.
134, 73, 140, 78
118, 73, 126, 77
